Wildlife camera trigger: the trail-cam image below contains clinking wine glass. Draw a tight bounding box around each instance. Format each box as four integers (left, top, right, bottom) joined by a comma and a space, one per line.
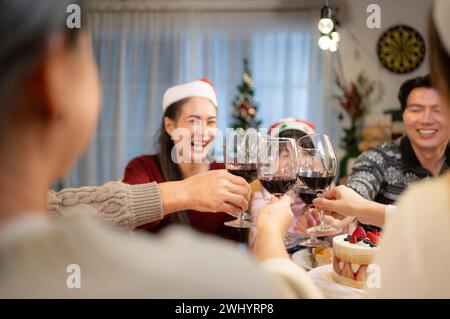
224, 129, 260, 228
258, 136, 299, 249
296, 185, 329, 247
297, 134, 342, 238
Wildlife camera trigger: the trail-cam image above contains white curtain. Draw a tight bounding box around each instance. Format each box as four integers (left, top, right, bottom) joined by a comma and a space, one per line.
62, 6, 337, 188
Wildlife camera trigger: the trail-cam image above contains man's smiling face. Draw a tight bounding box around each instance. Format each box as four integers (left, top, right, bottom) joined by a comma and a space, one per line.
403, 87, 450, 152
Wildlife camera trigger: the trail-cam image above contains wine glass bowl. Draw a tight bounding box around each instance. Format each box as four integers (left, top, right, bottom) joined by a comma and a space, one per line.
224, 130, 260, 228
297, 134, 341, 238
258, 137, 298, 198
258, 136, 299, 249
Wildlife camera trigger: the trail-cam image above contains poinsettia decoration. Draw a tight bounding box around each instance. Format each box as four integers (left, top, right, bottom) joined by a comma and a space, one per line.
334, 71, 376, 177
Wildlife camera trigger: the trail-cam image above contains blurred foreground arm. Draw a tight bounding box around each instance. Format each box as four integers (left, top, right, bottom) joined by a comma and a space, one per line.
313, 185, 391, 228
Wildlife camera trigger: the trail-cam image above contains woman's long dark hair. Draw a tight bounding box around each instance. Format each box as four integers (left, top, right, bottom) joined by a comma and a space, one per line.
158, 98, 190, 181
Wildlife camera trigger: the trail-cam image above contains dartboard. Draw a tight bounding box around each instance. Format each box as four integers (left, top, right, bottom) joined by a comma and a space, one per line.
377, 25, 426, 74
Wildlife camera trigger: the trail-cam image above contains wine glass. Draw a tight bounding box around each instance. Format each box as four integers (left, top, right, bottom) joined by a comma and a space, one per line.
295, 185, 329, 247
224, 129, 260, 228
258, 136, 299, 248
297, 134, 342, 237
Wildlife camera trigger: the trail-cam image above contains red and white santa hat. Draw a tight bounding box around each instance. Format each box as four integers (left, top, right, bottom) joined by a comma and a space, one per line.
162, 78, 218, 111
268, 117, 316, 136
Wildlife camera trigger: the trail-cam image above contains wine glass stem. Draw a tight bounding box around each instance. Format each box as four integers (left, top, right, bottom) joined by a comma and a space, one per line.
316, 191, 325, 227
308, 206, 318, 241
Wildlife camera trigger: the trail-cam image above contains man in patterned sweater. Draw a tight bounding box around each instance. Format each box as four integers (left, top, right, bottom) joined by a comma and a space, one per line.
294, 75, 450, 234
348, 75, 450, 207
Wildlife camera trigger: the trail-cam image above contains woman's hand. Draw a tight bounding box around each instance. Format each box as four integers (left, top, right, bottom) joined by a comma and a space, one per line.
294, 207, 355, 237
257, 196, 293, 237
254, 196, 293, 261
313, 185, 368, 218
313, 185, 386, 228
294, 206, 320, 237
180, 169, 251, 215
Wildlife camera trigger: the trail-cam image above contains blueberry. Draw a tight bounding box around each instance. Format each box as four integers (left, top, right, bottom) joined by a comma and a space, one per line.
357, 237, 364, 241
363, 239, 371, 244
344, 237, 349, 242
370, 244, 375, 248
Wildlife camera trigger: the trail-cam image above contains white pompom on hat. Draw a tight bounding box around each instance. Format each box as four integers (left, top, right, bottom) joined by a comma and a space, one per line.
162, 78, 218, 111
433, 0, 450, 55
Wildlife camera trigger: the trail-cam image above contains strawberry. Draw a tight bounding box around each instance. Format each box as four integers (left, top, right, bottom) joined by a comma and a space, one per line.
342, 262, 354, 279
333, 257, 342, 275
367, 231, 380, 245
352, 226, 367, 239
355, 265, 368, 281
349, 233, 358, 244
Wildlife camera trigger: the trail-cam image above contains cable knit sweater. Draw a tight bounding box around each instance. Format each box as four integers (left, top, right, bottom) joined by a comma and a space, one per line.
48, 182, 163, 230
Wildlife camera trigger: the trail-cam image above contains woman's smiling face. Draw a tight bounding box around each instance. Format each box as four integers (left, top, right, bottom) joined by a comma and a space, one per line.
167, 97, 217, 163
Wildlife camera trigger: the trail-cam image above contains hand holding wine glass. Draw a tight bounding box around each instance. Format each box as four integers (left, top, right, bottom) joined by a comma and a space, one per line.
224, 129, 260, 228
297, 134, 342, 237
294, 185, 330, 247
181, 169, 251, 215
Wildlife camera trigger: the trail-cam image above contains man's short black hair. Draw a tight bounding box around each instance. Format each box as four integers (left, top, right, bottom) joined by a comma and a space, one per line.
398, 75, 432, 113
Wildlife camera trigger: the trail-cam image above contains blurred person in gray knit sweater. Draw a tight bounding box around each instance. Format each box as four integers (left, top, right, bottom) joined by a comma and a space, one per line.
0, 0, 321, 298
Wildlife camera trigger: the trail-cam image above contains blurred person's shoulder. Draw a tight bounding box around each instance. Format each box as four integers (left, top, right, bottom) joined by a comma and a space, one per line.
54, 213, 284, 298
1, 211, 283, 298
387, 172, 450, 247
395, 172, 450, 220
368, 172, 450, 298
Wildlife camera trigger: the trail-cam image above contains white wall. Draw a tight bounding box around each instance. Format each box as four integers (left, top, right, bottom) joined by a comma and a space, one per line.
335, 0, 433, 114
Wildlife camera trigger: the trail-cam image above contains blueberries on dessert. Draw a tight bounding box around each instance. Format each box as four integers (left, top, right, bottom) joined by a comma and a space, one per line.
357, 237, 364, 242
363, 239, 371, 244
344, 237, 349, 241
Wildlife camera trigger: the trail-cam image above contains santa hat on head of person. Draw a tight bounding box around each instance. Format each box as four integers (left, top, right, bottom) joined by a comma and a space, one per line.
268, 117, 316, 137
162, 78, 218, 111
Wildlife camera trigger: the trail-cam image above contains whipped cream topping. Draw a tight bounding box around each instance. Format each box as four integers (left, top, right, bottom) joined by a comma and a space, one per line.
333, 234, 379, 250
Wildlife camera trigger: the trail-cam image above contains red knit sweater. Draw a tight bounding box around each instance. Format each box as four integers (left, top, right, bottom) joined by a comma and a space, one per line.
123, 155, 239, 241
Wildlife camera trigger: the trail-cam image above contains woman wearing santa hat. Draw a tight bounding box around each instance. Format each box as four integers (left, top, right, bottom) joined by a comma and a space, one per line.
122, 78, 243, 240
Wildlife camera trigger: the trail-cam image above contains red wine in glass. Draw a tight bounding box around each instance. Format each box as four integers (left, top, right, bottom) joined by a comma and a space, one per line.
297, 172, 336, 192
297, 187, 317, 206
227, 163, 258, 183
259, 176, 297, 196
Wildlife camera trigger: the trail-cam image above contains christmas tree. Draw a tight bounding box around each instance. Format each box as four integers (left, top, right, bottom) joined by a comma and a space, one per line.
230, 59, 262, 129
